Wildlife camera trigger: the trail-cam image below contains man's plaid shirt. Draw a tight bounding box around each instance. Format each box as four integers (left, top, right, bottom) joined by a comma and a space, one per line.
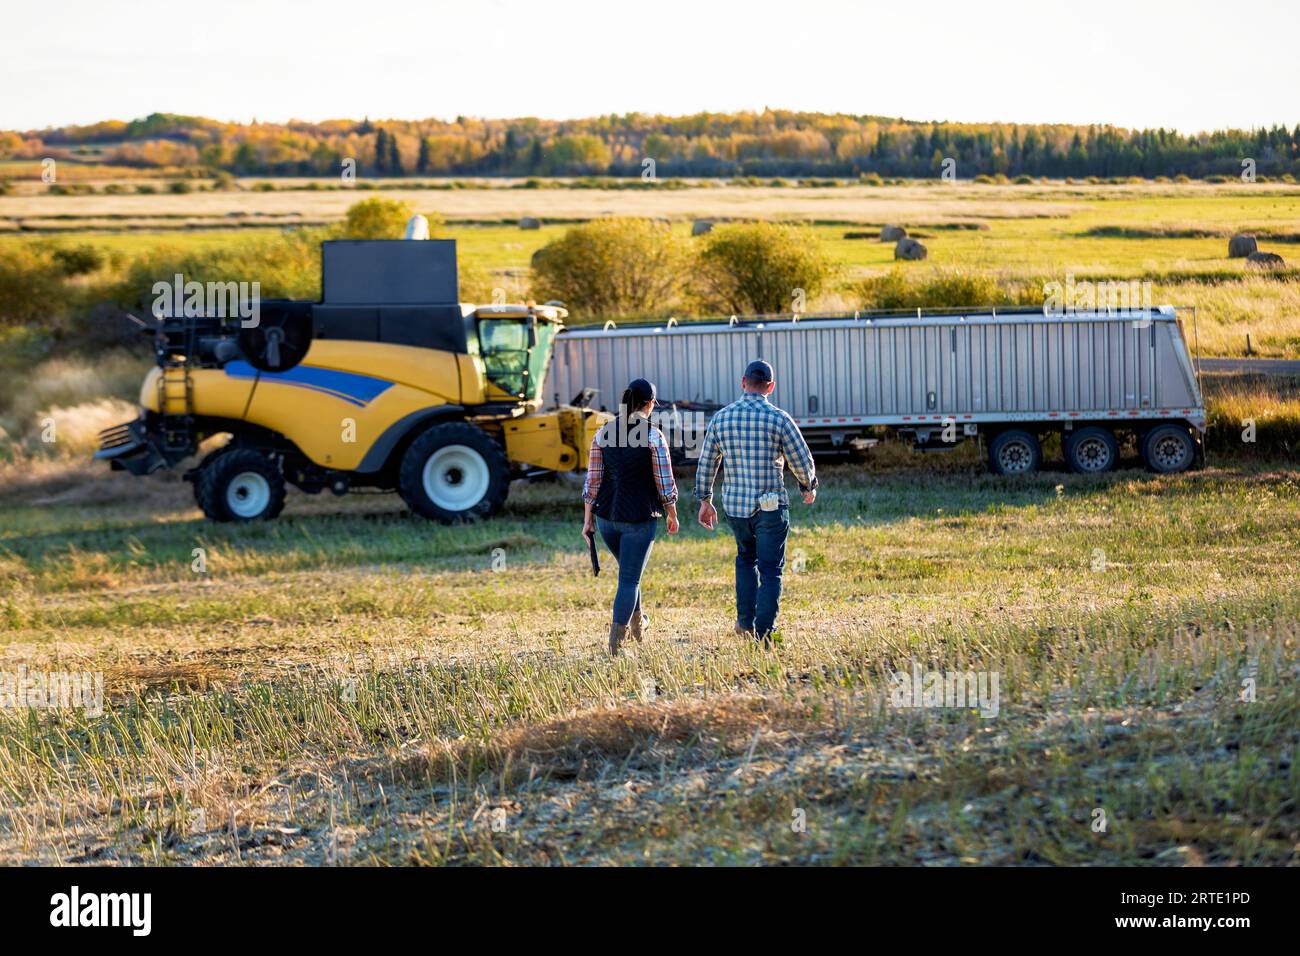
693, 392, 817, 517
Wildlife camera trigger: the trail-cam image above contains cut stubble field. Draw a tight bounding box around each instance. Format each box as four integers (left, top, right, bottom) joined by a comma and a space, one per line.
1, 459, 1297, 865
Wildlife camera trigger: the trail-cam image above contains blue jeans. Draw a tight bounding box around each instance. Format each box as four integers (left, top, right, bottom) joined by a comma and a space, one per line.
595, 517, 657, 626
727, 506, 790, 638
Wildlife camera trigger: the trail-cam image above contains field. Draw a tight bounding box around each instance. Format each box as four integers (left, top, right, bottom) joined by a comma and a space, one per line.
1, 453, 1297, 865
3, 178, 1300, 357
0, 177, 1297, 866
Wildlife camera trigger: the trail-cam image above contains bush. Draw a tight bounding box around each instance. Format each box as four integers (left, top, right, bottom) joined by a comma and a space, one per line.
696, 222, 834, 315
168, 180, 192, 194
112, 229, 326, 311
51, 243, 106, 277
0, 245, 78, 330
530, 218, 692, 320
857, 268, 1044, 311
340, 197, 421, 239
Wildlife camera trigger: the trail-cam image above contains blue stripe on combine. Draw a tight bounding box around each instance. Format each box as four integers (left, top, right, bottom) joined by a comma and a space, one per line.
224, 361, 394, 407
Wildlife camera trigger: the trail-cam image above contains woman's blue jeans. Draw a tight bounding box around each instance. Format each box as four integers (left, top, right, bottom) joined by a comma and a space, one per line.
595, 517, 658, 626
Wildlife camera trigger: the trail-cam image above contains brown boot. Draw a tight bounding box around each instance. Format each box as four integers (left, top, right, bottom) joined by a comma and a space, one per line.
630, 612, 648, 643
608, 622, 630, 656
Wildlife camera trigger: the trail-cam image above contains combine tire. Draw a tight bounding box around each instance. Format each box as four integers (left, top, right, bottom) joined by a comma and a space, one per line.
988, 429, 1041, 476
1141, 424, 1196, 474
1064, 426, 1119, 474
398, 422, 510, 522
194, 448, 286, 522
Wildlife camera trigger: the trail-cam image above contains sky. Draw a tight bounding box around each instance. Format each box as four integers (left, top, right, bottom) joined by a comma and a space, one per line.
4, 0, 1298, 134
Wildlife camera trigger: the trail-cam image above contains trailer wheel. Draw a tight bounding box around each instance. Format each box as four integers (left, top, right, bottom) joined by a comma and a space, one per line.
988, 429, 1041, 475
1064, 426, 1119, 474
1141, 424, 1195, 474
194, 448, 286, 522
398, 422, 510, 522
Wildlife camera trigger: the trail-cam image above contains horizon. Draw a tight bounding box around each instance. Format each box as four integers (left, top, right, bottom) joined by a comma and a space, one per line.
5, 0, 1298, 135
12, 107, 1300, 140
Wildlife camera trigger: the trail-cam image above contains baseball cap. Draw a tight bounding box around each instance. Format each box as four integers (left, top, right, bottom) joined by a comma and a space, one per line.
743, 359, 773, 383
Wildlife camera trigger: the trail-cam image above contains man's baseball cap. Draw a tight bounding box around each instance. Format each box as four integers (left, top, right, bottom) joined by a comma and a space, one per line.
743, 359, 773, 383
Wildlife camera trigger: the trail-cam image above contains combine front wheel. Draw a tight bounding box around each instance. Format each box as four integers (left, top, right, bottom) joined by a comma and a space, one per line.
194, 448, 287, 522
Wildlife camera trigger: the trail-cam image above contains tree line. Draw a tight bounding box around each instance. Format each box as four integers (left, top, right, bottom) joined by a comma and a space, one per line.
5, 110, 1299, 180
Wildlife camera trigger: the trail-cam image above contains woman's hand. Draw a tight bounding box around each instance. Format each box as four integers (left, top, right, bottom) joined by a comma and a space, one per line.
582, 504, 595, 543
666, 512, 679, 535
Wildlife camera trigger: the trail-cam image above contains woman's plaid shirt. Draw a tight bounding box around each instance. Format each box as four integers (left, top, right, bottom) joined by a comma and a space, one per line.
693, 392, 817, 517
582, 416, 678, 507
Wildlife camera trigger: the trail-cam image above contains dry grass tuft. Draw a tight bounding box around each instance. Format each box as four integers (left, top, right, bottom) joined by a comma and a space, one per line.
431, 695, 831, 783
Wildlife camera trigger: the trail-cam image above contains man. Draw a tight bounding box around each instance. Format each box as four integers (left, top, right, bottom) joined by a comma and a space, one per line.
694, 359, 817, 645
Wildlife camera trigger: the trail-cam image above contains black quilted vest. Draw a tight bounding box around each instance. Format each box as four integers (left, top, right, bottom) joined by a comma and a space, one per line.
594, 418, 661, 522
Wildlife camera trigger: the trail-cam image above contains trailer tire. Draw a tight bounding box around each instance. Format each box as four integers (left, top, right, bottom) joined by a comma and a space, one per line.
988, 429, 1041, 476
194, 447, 286, 522
1141, 424, 1195, 474
398, 422, 510, 523
1064, 426, 1119, 474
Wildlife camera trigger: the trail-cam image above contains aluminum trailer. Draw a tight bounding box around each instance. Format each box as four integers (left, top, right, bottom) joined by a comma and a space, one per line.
548, 306, 1207, 475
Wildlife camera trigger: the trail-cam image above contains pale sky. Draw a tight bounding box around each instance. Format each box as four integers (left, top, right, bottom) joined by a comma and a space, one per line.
4, 0, 1297, 134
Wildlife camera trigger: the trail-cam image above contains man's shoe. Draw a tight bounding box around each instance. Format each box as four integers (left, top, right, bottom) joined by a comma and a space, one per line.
608, 622, 630, 656
734, 624, 757, 641
630, 612, 648, 643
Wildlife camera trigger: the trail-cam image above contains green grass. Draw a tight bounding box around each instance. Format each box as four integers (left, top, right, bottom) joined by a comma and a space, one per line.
5, 183, 1299, 355
0, 461, 1296, 864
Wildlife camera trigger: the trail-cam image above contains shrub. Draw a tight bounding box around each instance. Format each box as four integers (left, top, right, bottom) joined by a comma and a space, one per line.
857, 268, 1044, 311
340, 197, 417, 239
112, 229, 326, 311
168, 180, 192, 194
530, 217, 692, 320
696, 222, 834, 315
51, 243, 106, 277
0, 245, 77, 330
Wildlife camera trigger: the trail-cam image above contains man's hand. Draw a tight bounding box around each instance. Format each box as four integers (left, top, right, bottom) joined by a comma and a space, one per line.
801, 488, 817, 505
698, 500, 718, 530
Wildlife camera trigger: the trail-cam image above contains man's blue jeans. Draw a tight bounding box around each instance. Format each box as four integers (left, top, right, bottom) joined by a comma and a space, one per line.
595, 517, 657, 626
726, 506, 789, 638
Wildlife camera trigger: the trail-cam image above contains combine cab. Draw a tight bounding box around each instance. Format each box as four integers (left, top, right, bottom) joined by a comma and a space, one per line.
97, 228, 607, 522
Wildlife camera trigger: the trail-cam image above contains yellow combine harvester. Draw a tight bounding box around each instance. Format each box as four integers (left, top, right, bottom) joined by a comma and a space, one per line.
96, 227, 608, 522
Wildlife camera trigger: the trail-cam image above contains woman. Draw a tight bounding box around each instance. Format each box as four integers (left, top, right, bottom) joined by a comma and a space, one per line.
582, 378, 679, 655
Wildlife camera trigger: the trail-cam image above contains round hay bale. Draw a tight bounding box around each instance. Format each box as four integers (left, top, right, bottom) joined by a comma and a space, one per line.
894, 237, 928, 261
880, 224, 907, 242
1227, 234, 1257, 258
691, 219, 714, 236
519, 217, 542, 230
1246, 250, 1285, 268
